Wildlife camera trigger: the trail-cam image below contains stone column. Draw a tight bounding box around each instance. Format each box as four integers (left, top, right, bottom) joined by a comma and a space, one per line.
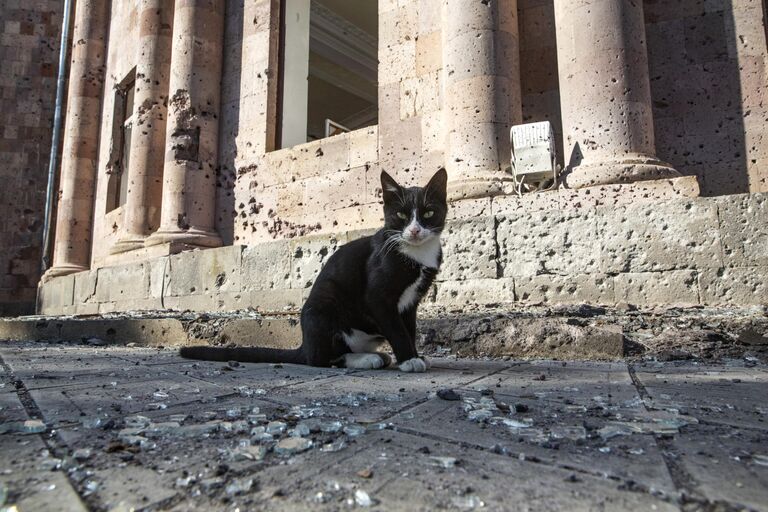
146, 0, 224, 248
554, 0, 680, 189
112, 0, 174, 253
44, 0, 108, 279
443, 0, 522, 200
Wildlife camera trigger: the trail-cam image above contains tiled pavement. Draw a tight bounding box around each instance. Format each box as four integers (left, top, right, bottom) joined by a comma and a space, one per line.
0, 341, 767, 511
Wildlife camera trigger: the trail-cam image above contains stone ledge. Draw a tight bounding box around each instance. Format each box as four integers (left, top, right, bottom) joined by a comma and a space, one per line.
3, 305, 766, 362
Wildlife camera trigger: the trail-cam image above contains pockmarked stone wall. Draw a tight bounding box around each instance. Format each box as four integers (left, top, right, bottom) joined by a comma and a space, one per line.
516, 0, 768, 194
0, 2, 64, 315
38, 189, 768, 315
644, 0, 768, 195
29, 0, 768, 320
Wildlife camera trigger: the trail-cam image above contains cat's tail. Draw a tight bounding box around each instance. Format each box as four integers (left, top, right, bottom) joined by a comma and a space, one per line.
179, 346, 305, 365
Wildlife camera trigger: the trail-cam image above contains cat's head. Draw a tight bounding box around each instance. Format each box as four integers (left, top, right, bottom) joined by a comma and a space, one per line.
380, 168, 448, 246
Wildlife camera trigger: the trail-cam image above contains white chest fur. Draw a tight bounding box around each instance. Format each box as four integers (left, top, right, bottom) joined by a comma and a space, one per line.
397, 236, 440, 313
398, 271, 425, 312
398, 236, 441, 268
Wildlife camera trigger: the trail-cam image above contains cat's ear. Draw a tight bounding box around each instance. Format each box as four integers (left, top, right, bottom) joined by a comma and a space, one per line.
425, 167, 447, 203
380, 171, 402, 203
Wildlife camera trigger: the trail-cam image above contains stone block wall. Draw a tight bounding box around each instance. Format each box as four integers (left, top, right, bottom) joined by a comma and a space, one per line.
38, 187, 768, 315
0, 2, 64, 316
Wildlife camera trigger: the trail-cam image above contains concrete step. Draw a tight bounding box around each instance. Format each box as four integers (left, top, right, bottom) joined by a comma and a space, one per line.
1, 305, 766, 361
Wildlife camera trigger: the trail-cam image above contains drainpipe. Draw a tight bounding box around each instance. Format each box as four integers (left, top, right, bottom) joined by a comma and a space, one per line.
41, 0, 74, 274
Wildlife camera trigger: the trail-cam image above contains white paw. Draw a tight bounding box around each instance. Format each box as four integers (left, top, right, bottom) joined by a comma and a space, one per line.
344, 353, 386, 370
398, 357, 429, 373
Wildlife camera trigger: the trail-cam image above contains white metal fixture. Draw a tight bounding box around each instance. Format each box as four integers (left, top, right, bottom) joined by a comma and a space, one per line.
510, 121, 558, 195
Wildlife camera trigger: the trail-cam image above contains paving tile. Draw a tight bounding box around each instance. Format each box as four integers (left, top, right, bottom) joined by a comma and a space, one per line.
3, 341, 767, 511
0, 430, 87, 512
673, 424, 768, 511
270, 365, 496, 423
389, 390, 677, 496
238, 430, 678, 511
634, 362, 768, 429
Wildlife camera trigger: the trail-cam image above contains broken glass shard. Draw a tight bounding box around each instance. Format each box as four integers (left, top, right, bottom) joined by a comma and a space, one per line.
354, 489, 373, 507
225, 478, 253, 495
124, 415, 150, 429
320, 439, 347, 452
467, 409, 493, 423
320, 421, 343, 433
290, 424, 311, 437
343, 424, 366, 437
265, 421, 287, 435
73, 448, 92, 461
431, 457, 458, 468
452, 495, 484, 509
275, 437, 312, 455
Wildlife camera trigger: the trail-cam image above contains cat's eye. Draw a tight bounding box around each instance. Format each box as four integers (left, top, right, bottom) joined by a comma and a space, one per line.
396, 212, 408, 220
423, 211, 434, 219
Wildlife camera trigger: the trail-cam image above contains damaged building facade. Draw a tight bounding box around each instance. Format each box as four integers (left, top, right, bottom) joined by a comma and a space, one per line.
22, 0, 768, 315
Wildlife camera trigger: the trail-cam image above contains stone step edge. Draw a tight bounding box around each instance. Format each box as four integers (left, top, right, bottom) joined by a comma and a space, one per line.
2, 305, 765, 361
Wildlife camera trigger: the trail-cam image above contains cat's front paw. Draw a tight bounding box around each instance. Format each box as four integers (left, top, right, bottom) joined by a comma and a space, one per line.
398, 357, 430, 373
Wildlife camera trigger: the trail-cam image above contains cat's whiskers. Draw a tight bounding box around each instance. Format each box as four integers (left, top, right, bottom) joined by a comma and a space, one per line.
375, 232, 396, 258
379, 233, 403, 259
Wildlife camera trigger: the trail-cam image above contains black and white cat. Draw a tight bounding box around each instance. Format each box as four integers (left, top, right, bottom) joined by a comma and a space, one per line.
180, 168, 448, 373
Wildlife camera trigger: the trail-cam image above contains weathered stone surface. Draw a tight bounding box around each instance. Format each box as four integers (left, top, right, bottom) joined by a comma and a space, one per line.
438, 218, 497, 281
241, 240, 291, 291
598, 199, 723, 273
166, 246, 243, 297
244, 288, 303, 313
290, 233, 347, 289
560, 175, 701, 209
614, 270, 700, 306
73, 270, 98, 305
497, 210, 600, 277
435, 278, 515, 306
716, 193, 768, 268
699, 267, 768, 306
38, 193, 768, 315
39, 274, 75, 310
95, 262, 152, 303
216, 318, 300, 349
515, 273, 615, 305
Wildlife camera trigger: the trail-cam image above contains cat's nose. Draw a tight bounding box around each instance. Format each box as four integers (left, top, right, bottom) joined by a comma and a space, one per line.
409, 226, 421, 236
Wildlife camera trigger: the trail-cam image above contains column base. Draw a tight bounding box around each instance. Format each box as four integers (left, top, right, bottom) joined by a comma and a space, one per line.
42, 263, 88, 281
564, 156, 681, 190
447, 176, 514, 201
145, 228, 222, 249
110, 236, 147, 255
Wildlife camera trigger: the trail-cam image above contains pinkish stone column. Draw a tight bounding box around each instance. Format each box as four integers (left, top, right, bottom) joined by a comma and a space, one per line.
443, 0, 522, 200
113, 0, 174, 253
44, 0, 108, 279
146, 0, 224, 248
554, 0, 680, 189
